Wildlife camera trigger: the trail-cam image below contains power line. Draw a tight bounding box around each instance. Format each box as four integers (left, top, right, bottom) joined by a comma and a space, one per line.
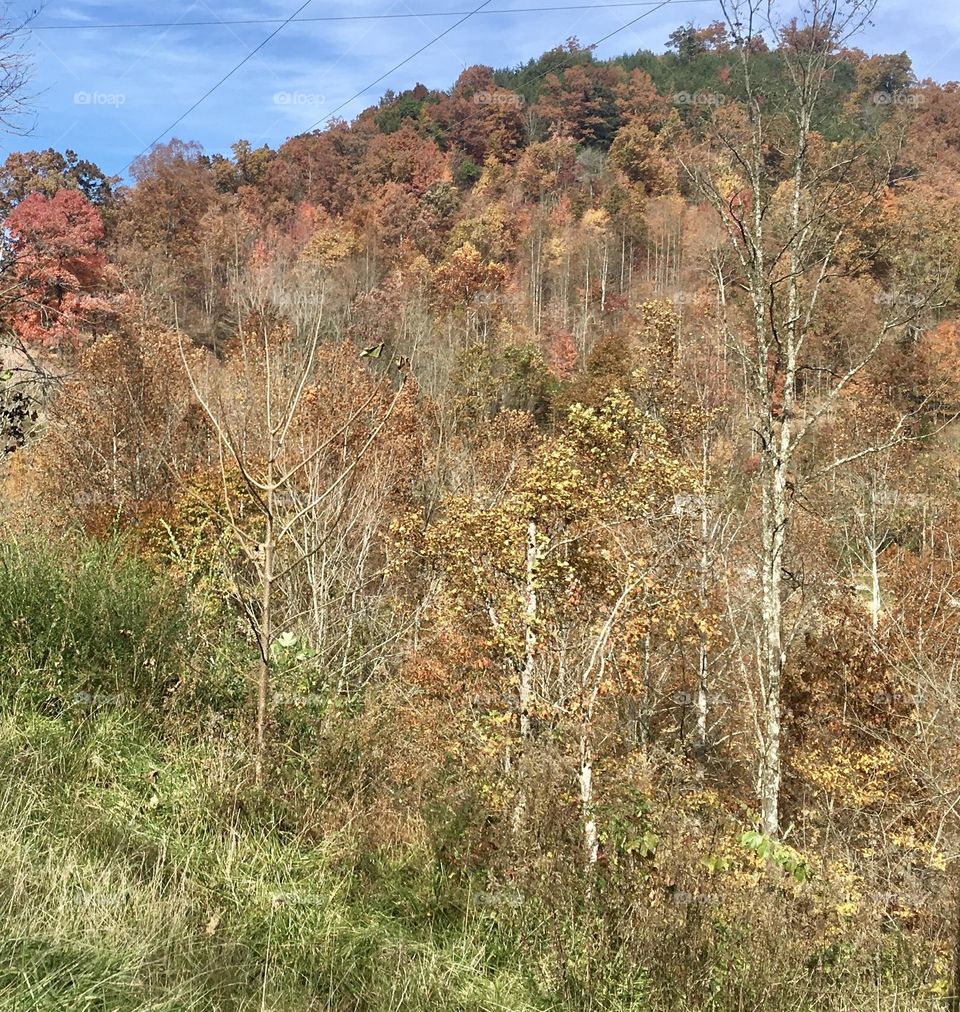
31, 3, 710, 32
524, 0, 676, 88
303, 0, 498, 133
118, 0, 317, 175
304, 0, 680, 133
116, 0, 687, 173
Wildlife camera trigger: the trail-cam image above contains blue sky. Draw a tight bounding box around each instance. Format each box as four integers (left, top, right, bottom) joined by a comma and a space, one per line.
4, 0, 960, 181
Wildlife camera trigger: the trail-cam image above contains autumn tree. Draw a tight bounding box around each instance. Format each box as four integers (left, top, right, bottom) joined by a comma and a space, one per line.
427, 67, 525, 166
686, 0, 960, 837
3, 189, 115, 349
0, 148, 117, 217
114, 139, 221, 335
180, 315, 410, 780
417, 391, 698, 861
17, 323, 207, 533
357, 123, 446, 198
614, 68, 670, 132
534, 65, 620, 148
431, 242, 508, 344
609, 121, 676, 196
209, 139, 274, 194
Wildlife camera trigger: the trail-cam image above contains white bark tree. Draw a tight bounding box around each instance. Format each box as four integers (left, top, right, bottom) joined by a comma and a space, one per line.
688, 0, 950, 835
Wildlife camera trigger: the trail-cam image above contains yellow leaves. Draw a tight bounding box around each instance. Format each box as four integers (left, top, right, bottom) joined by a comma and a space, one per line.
715, 169, 746, 201
544, 236, 566, 265
418, 387, 703, 707
300, 219, 359, 269
887, 827, 946, 870
793, 743, 898, 808
580, 207, 610, 236
448, 206, 511, 262
432, 242, 508, 311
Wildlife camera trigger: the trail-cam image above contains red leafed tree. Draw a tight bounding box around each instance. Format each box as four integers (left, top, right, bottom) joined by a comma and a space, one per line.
426, 67, 526, 166
4, 189, 114, 348
547, 329, 578, 379
357, 123, 446, 198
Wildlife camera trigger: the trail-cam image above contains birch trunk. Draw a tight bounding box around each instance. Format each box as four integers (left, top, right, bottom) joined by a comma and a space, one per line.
256, 482, 275, 785
520, 519, 537, 741
513, 519, 538, 831
759, 443, 786, 836
579, 732, 598, 865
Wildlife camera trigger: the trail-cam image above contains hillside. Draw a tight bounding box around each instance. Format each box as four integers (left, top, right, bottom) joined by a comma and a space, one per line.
2, 7, 960, 1010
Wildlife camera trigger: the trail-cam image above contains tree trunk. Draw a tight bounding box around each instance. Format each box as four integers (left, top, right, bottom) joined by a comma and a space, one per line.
695, 452, 710, 753
513, 519, 538, 831
520, 519, 537, 741
256, 510, 274, 785
759, 435, 786, 837
950, 856, 960, 1012
579, 731, 598, 865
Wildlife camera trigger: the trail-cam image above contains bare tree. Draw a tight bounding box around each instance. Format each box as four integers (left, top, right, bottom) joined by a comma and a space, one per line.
686, 0, 956, 836
180, 313, 408, 781
0, 3, 33, 138
0, 4, 37, 458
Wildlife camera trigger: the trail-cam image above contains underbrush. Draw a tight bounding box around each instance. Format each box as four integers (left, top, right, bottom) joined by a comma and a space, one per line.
0, 711, 549, 1012
0, 537, 194, 709
0, 536, 948, 1010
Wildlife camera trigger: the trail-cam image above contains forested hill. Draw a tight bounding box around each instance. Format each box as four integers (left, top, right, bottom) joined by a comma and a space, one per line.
4, 12, 960, 1009
0, 24, 946, 352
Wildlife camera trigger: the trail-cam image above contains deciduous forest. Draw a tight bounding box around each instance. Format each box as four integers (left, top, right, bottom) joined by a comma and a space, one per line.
3, 0, 960, 1008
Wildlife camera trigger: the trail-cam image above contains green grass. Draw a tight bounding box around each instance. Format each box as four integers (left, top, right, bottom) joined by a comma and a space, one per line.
0, 715, 941, 1012
0, 537, 193, 709
0, 710, 550, 1012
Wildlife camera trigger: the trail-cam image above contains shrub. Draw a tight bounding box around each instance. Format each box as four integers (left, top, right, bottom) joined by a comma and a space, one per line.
0, 537, 194, 711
